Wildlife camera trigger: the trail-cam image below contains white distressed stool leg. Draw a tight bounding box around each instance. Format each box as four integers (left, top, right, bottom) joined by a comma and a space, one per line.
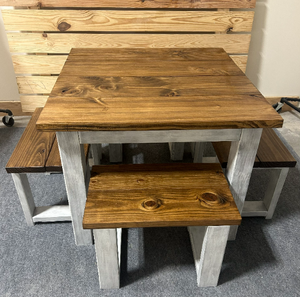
191, 142, 205, 163
109, 144, 123, 163
226, 128, 262, 240
90, 144, 102, 165
169, 142, 184, 161
93, 228, 122, 289
264, 168, 289, 219
11, 173, 35, 227
188, 225, 230, 287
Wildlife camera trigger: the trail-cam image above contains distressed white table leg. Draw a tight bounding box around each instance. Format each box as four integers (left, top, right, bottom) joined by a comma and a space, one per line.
264, 168, 289, 219
109, 144, 123, 163
191, 142, 205, 163
188, 225, 230, 287
11, 173, 35, 227
226, 128, 263, 240
93, 228, 122, 289
90, 144, 102, 165
56, 132, 93, 246
169, 142, 184, 160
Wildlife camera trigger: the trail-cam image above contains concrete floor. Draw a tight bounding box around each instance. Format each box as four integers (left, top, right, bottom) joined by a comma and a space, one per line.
1, 110, 300, 158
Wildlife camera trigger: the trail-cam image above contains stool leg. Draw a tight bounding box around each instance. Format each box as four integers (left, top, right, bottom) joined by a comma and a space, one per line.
109, 144, 123, 163
90, 144, 102, 165
169, 142, 184, 161
93, 228, 122, 289
11, 173, 35, 227
188, 225, 230, 287
191, 142, 205, 163
264, 168, 289, 219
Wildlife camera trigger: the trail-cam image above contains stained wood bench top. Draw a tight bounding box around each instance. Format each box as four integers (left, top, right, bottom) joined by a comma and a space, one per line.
82, 163, 241, 229
36, 48, 282, 132
213, 128, 297, 168
6, 107, 89, 173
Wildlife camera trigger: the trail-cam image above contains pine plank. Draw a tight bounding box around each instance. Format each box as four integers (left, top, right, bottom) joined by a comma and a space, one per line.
2, 10, 254, 33
6, 107, 56, 173
20, 95, 49, 112
17, 76, 57, 94
7, 33, 252, 54
230, 55, 248, 73
0, 0, 257, 9
12, 55, 67, 74
83, 163, 241, 229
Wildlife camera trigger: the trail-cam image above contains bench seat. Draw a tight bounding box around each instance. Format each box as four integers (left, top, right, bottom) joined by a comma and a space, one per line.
83, 163, 241, 288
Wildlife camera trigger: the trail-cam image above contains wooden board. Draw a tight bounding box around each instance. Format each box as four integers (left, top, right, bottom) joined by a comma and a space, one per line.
230, 55, 247, 73
12, 55, 67, 74
5, 107, 56, 173
20, 95, 49, 112
0, 0, 257, 9
7, 33, 252, 54
0, 101, 32, 116
256, 129, 297, 168
17, 76, 57, 94
83, 163, 241, 229
2, 10, 254, 33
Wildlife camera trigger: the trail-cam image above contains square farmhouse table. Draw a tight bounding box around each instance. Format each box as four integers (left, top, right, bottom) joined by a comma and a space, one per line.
36, 48, 283, 246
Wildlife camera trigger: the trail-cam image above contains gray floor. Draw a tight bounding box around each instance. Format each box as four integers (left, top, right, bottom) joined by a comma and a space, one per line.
1, 114, 300, 297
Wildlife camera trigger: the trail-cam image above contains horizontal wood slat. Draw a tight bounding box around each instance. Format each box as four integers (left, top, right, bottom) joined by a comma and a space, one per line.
0, 0, 257, 9
7, 33, 252, 54
20, 95, 48, 111
2, 10, 254, 33
12, 53, 247, 74
12, 55, 67, 74
17, 76, 57, 94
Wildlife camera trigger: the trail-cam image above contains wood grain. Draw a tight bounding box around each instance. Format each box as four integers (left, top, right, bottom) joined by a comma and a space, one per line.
20, 95, 49, 112
7, 33, 252, 54
2, 10, 254, 32
0, 0, 257, 9
17, 76, 57, 94
6, 107, 56, 173
83, 163, 241, 229
213, 129, 296, 168
12, 55, 67, 74
230, 55, 247, 73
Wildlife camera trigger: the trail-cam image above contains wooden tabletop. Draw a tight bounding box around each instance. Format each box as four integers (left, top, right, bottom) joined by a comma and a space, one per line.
37, 48, 283, 131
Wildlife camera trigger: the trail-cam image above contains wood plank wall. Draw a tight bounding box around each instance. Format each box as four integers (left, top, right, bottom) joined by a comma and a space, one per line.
0, 0, 256, 112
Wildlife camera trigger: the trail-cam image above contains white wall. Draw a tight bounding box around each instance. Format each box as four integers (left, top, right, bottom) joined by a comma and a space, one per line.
246, 0, 300, 97
0, 9, 20, 102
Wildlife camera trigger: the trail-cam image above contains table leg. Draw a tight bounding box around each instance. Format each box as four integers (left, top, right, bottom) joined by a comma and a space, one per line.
226, 128, 263, 240
56, 132, 93, 246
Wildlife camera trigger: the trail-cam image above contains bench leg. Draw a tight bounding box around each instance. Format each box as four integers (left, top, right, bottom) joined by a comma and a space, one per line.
226, 128, 262, 240
169, 142, 184, 161
191, 142, 205, 163
11, 173, 35, 227
264, 168, 289, 219
93, 228, 122, 289
56, 132, 93, 246
188, 225, 230, 287
109, 144, 123, 163
90, 144, 102, 165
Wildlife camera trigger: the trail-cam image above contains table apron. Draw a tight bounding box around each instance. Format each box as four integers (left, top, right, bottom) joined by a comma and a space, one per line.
78, 129, 242, 144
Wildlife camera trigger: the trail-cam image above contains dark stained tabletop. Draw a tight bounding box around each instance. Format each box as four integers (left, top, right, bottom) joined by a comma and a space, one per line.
36, 48, 283, 131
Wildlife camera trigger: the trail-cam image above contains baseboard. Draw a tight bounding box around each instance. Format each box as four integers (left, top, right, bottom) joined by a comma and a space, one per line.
0, 101, 32, 116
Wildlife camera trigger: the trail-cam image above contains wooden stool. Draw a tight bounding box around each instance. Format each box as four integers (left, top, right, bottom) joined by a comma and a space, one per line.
6, 108, 90, 226
83, 163, 241, 289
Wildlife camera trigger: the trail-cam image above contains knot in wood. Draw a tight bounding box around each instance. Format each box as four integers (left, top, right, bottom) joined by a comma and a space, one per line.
198, 192, 228, 208
142, 198, 161, 211
58, 22, 71, 32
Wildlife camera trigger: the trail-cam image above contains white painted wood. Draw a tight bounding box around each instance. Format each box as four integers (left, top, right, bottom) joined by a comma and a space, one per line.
90, 144, 102, 165
242, 201, 268, 217
192, 142, 205, 163
264, 168, 289, 219
169, 142, 184, 160
188, 225, 230, 287
79, 129, 241, 144
33, 205, 71, 222
117, 228, 122, 268
226, 128, 262, 240
56, 131, 93, 246
109, 144, 123, 163
202, 156, 218, 163
11, 173, 35, 227
93, 229, 121, 289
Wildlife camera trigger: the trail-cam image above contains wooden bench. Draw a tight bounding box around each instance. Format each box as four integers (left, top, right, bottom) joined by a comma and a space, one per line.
83, 163, 241, 289
5, 107, 90, 226
212, 128, 296, 219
